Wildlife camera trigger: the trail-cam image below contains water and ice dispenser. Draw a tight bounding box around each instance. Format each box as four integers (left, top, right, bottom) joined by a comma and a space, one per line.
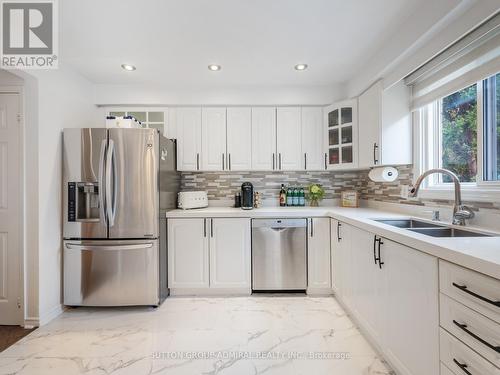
67, 182, 100, 222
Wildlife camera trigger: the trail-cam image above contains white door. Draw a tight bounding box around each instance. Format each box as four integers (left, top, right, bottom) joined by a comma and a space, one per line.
307, 218, 331, 290
382, 239, 439, 375
301, 107, 324, 170
251, 107, 276, 170
358, 81, 382, 168
0, 93, 21, 324
201, 107, 227, 171
167, 219, 209, 289
350, 227, 384, 342
276, 107, 302, 170
226, 107, 251, 171
175, 107, 202, 171
209, 218, 251, 289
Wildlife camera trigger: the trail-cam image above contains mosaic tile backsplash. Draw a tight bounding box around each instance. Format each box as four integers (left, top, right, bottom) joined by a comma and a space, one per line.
180, 165, 500, 212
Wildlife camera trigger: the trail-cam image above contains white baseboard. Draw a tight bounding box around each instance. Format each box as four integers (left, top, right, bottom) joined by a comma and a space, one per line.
24, 317, 39, 328
306, 287, 334, 296
38, 304, 65, 326
169, 288, 252, 296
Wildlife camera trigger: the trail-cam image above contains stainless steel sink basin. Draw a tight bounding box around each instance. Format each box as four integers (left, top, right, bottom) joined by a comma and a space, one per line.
408, 227, 492, 237
374, 219, 443, 229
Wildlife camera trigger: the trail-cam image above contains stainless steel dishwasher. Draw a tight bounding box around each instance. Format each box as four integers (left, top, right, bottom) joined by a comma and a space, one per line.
252, 218, 307, 291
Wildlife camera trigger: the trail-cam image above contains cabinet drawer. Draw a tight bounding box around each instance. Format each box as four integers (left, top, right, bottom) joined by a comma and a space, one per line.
441, 293, 500, 367
440, 329, 500, 375
439, 260, 500, 324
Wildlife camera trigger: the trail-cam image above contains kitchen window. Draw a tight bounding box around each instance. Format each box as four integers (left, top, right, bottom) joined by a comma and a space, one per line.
415, 72, 500, 199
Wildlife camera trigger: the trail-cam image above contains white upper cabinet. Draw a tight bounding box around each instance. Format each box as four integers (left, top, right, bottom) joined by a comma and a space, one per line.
174, 107, 202, 171
301, 107, 325, 170
277, 107, 302, 170
251, 107, 276, 171
307, 217, 331, 291
226, 107, 252, 171
209, 218, 251, 289
358, 80, 411, 168
325, 100, 357, 170
201, 107, 227, 171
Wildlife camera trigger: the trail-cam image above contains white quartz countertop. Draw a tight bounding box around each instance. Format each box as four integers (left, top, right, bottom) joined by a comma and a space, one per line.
166, 206, 500, 280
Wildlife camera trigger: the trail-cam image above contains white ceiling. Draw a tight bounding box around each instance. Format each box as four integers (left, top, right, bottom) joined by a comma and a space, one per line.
61, 0, 461, 88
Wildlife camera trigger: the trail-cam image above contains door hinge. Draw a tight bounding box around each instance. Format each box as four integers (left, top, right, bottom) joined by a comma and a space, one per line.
17, 297, 21, 309
16, 113, 21, 123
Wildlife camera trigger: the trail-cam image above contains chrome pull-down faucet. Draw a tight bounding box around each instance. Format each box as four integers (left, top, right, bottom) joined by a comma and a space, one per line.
408, 168, 474, 226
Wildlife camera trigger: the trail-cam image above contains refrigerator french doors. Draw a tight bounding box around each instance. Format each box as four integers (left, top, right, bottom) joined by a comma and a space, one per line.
63, 128, 175, 306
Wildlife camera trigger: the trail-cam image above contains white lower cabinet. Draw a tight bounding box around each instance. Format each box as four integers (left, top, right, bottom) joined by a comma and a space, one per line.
331, 219, 353, 307
167, 218, 209, 289
307, 218, 331, 292
209, 218, 251, 288
342, 226, 439, 375
168, 218, 251, 293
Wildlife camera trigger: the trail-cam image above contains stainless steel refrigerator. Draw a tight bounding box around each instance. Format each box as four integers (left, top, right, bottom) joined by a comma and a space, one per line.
62, 128, 180, 306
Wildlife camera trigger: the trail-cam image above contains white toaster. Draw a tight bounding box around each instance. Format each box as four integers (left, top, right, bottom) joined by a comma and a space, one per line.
178, 191, 208, 209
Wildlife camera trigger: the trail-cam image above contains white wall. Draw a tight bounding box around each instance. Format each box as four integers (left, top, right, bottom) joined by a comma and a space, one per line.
93, 84, 345, 106
346, 0, 500, 97
7, 67, 101, 325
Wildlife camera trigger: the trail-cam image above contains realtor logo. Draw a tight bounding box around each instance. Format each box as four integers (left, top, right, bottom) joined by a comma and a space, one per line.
1, 0, 58, 69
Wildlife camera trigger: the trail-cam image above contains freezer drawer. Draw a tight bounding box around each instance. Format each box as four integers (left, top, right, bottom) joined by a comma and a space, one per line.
64, 240, 159, 306
252, 218, 307, 290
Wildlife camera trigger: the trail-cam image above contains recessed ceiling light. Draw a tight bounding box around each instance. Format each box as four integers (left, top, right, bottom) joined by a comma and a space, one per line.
121, 63, 136, 71
294, 64, 308, 71
208, 64, 221, 71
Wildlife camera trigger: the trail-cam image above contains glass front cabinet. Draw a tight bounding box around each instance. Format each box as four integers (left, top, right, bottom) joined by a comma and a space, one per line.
324, 99, 358, 169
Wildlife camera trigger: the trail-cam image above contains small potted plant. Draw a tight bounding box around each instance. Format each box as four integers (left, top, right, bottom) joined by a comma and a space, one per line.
307, 184, 325, 207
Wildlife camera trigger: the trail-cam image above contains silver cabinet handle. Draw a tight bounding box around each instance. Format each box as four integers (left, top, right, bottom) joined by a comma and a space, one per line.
272, 153, 275, 170
228, 153, 231, 170
222, 153, 225, 170
310, 218, 314, 237
196, 153, 200, 170
304, 153, 307, 170
279, 153, 282, 170
373, 143, 379, 165
324, 153, 328, 170
203, 218, 207, 237
210, 219, 214, 238
66, 243, 153, 251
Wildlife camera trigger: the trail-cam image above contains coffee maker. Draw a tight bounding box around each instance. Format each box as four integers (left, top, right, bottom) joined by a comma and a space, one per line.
241, 182, 254, 210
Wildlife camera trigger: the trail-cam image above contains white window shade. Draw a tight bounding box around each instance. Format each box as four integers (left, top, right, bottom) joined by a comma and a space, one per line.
405, 14, 500, 110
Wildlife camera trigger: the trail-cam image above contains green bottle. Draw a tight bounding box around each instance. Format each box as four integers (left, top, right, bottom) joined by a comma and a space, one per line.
292, 187, 299, 206
286, 187, 293, 206
299, 188, 305, 206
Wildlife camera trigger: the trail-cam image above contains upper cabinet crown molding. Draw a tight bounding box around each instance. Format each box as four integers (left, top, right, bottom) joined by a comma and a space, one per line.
358, 80, 411, 168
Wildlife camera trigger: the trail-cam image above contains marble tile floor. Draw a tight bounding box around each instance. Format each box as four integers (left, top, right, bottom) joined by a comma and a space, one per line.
0, 295, 395, 375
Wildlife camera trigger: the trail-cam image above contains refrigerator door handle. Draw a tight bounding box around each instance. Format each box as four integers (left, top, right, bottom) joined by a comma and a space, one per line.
99, 139, 107, 223
106, 139, 116, 227
66, 243, 153, 251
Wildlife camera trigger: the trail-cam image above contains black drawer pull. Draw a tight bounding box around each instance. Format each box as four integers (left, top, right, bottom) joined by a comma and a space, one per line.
452, 320, 500, 353
452, 283, 500, 308
337, 222, 342, 241
373, 235, 378, 265
453, 359, 472, 375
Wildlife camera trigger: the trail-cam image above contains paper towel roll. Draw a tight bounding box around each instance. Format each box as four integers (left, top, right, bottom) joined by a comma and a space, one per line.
368, 167, 398, 182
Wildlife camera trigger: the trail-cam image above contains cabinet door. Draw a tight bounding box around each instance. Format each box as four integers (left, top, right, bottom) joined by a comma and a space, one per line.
277, 107, 302, 170
209, 218, 251, 289
167, 218, 209, 289
307, 218, 331, 290
201, 107, 227, 171
358, 81, 382, 168
325, 100, 357, 170
226, 107, 252, 171
301, 107, 324, 170
350, 227, 384, 343
175, 107, 202, 171
382, 239, 439, 375
251, 107, 276, 170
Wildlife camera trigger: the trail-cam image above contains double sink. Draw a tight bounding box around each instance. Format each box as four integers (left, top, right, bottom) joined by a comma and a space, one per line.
374, 219, 493, 237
